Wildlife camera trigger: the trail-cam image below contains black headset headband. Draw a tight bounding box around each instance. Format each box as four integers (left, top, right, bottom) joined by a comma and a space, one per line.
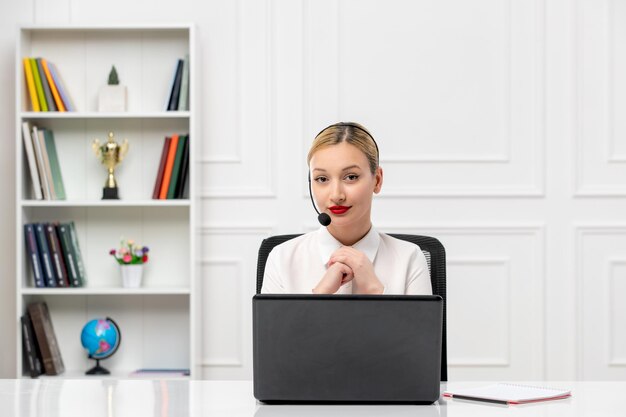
314, 122, 379, 165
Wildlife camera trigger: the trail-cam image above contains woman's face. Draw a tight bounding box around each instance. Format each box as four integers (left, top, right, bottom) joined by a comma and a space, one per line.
309, 141, 383, 230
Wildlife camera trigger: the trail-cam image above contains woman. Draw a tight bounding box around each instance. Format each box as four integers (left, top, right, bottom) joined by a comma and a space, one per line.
261, 122, 432, 295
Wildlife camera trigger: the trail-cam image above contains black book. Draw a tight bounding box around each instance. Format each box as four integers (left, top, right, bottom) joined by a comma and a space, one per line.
167, 59, 184, 111
34, 223, 57, 287
174, 135, 190, 198
27, 302, 65, 375
24, 224, 44, 288
21, 313, 43, 378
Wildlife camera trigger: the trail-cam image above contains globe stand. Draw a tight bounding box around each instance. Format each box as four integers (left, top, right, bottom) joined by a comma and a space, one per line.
86, 358, 110, 375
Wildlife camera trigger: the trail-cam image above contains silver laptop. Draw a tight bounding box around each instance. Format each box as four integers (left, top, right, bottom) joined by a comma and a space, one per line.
253, 294, 443, 404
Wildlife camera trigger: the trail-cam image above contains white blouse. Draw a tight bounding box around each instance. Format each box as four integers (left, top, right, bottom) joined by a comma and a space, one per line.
261, 226, 432, 295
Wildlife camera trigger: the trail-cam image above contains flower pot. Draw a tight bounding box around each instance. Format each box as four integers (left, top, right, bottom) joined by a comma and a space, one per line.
120, 264, 143, 288
98, 85, 127, 112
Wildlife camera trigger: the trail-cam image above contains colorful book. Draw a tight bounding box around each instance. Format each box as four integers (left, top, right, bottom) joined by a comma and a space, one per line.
37, 129, 56, 199
21, 314, 44, 378
43, 129, 66, 200
174, 135, 190, 199
159, 134, 179, 199
23, 224, 44, 288
68, 221, 86, 286
41, 59, 66, 112
31, 126, 51, 200
36, 58, 57, 112
152, 137, 171, 199
167, 134, 187, 199
177, 55, 190, 111
30, 58, 47, 112
27, 302, 65, 375
23, 58, 40, 111
56, 223, 80, 287
167, 59, 183, 111
48, 62, 74, 111
22, 121, 43, 200
45, 223, 68, 287
34, 223, 56, 287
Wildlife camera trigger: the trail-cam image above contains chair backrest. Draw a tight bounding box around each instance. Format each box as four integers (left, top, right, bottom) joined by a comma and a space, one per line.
255, 233, 448, 381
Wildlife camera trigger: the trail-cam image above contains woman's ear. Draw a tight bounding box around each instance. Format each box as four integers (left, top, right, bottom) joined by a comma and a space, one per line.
373, 167, 383, 194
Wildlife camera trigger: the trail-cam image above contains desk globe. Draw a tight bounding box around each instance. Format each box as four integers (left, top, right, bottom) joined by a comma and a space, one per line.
80, 317, 121, 375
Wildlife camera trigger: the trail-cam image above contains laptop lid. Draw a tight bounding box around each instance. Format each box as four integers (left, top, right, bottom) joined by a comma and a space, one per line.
253, 294, 443, 404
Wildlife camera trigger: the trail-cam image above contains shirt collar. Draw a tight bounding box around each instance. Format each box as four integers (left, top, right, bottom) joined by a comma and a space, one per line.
317, 226, 380, 266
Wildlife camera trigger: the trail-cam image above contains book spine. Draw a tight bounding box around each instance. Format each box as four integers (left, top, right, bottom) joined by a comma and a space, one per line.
23, 57, 40, 112
43, 129, 66, 200
41, 59, 66, 112
167, 134, 187, 199
21, 314, 43, 378
23, 224, 44, 288
27, 302, 64, 375
30, 58, 48, 112
56, 223, 80, 287
167, 59, 184, 111
68, 221, 86, 286
177, 55, 190, 111
31, 126, 51, 200
46, 223, 68, 287
174, 134, 190, 199
48, 62, 74, 112
36, 58, 57, 111
152, 137, 171, 199
159, 135, 179, 199
21, 121, 43, 200
37, 128, 57, 200
34, 223, 56, 287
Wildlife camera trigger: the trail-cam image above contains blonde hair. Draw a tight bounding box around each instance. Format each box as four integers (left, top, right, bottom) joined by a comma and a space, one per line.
307, 122, 379, 174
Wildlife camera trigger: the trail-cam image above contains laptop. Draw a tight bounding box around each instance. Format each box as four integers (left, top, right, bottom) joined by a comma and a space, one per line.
253, 294, 443, 404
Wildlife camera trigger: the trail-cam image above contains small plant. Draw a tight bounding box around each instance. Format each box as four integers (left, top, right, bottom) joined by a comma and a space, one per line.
107, 65, 120, 85
109, 238, 149, 265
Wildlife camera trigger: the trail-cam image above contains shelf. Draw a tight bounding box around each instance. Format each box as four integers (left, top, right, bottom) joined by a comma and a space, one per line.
20, 200, 191, 208
21, 111, 190, 119
21, 287, 191, 296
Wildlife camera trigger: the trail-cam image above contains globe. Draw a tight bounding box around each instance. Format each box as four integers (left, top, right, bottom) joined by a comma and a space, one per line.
80, 317, 121, 375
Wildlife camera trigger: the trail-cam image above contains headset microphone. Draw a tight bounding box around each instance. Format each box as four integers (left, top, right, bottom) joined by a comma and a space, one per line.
308, 174, 331, 226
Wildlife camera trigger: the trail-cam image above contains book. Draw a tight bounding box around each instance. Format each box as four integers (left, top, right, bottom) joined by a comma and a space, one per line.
36, 58, 57, 112
167, 59, 184, 111
41, 58, 66, 112
30, 58, 47, 112
21, 314, 43, 378
45, 223, 68, 287
48, 62, 74, 111
68, 221, 86, 286
23, 58, 40, 111
43, 129, 66, 200
27, 302, 65, 375
37, 128, 57, 199
34, 223, 56, 287
177, 54, 190, 111
152, 136, 172, 199
167, 134, 187, 199
159, 134, 179, 199
21, 121, 43, 200
443, 383, 571, 405
56, 223, 81, 287
174, 134, 190, 199
31, 126, 51, 200
23, 224, 44, 288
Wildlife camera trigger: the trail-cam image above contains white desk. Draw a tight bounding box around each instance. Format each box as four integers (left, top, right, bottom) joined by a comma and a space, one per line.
0, 379, 623, 417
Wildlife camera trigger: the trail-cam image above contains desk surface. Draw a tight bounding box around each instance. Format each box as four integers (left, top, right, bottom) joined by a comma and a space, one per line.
0, 379, 623, 417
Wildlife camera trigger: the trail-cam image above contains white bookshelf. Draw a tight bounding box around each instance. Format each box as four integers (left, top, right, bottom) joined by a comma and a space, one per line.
15, 25, 198, 379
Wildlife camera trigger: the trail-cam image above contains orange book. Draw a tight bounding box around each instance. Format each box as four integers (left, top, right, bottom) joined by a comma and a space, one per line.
159, 134, 179, 199
23, 58, 40, 111
41, 59, 66, 112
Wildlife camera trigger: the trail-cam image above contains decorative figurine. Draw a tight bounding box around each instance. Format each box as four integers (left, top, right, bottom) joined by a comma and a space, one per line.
98, 65, 127, 112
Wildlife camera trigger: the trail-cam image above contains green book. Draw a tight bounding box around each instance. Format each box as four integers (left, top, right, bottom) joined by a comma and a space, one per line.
167, 134, 187, 199
68, 221, 86, 286
56, 223, 79, 287
43, 129, 65, 200
177, 54, 189, 111
30, 58, 48, 112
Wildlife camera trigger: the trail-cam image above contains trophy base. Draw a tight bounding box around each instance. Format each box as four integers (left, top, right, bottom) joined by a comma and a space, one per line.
102, 187, 119, 200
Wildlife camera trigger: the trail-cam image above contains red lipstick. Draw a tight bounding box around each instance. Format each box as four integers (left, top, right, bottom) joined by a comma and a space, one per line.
329, 205, 351, 215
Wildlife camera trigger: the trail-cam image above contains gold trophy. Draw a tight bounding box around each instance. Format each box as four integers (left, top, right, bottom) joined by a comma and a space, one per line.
92, 132, 129, 199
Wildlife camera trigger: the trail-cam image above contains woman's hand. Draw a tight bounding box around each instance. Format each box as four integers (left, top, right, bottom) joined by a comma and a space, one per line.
328, 247, 384, 294
312, 262, 354, 294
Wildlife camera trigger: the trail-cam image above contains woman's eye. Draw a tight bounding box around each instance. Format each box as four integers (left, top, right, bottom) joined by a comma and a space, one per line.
314, 176, 328, 183
345, 174, 359, 182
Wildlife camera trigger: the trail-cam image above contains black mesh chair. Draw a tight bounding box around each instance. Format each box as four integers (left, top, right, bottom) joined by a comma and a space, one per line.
255, 233, 448, 381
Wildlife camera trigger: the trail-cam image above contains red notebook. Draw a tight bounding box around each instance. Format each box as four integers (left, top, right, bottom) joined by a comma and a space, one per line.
159, 134, 179, 199
152, 137, 171, 199
443, 383, 571, 405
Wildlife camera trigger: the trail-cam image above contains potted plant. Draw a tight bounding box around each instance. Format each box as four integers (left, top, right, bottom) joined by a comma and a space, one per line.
98, 65, 127, 112
109, 238, 149, 287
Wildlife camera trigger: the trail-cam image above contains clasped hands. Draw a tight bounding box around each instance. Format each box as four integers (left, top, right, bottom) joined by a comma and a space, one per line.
312, 246, 384, 294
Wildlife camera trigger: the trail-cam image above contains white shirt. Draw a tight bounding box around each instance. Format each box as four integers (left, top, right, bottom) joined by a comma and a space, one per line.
261, 226, 432, 295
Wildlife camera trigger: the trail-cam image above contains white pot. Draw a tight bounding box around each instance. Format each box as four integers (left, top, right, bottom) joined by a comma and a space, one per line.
98, 85, 127, 112
120, 264, 143, 288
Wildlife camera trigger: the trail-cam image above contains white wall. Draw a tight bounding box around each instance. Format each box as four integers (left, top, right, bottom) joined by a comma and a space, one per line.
1, 0, 625, 381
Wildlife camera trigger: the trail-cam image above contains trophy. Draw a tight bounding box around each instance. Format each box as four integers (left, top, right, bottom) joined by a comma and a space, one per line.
92, 132, 129, 199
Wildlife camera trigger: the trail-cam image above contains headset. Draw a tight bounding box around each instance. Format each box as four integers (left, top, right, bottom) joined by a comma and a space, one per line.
308, 122, 380, 226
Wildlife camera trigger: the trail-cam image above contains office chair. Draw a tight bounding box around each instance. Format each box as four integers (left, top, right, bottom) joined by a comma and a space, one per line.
255, 233, 448, 381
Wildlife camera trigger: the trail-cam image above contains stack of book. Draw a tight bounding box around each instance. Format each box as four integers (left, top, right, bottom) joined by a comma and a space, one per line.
24, 222, 86, 288
22, 122, 66, 200
23, 57, 74, 112
21, 301, 65, 377
166, 55, 190, 111
152, 134, 190, 199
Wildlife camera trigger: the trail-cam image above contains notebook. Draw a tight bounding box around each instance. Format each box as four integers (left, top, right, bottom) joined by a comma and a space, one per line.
253, 294, 443, 404
443, 383, 571, 405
